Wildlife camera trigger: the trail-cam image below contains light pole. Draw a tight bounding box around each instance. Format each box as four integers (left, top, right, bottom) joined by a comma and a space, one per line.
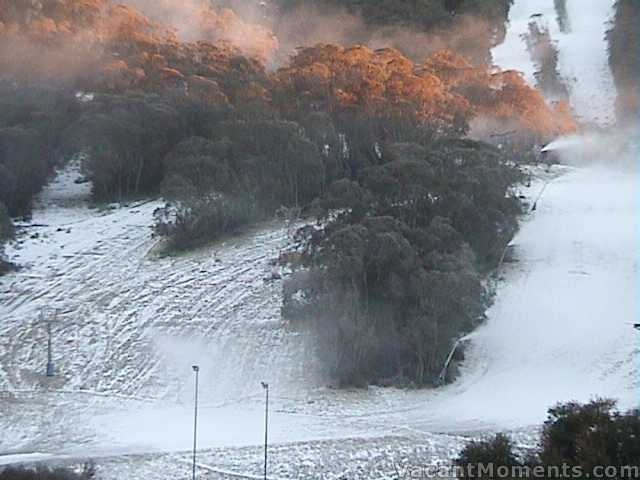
40, 309, 59, 377
46, 321, 54, 377
192, 365, 200, 480
261, 381, 269, 480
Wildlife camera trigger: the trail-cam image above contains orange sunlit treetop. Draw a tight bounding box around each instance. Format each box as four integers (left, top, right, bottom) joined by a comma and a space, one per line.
0, 0, 576, 139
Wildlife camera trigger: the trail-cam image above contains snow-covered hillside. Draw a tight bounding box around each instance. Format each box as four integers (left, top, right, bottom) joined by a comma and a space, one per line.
493, 0, 617, 125
1, 1, 637, 477
1, 158, 637, 468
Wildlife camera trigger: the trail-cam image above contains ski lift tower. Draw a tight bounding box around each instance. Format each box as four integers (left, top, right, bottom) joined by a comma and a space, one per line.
40, 308, 60, 377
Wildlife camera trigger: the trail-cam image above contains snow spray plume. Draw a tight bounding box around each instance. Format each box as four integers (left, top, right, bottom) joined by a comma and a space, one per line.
542, 127, 639, 169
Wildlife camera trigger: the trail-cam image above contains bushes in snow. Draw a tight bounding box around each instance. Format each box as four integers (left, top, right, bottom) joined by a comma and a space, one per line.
0, 465, 94, 480
456, 434, 521, 479
540, 399, 640, 469
63, 93, 188, 201
154, 193, 258, 251
455, 399, 640, 479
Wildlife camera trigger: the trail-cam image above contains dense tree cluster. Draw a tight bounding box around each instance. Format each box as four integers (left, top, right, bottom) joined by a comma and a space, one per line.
523, 19, 570, 101
0, 83, 81, 216
275, 46, 576, 140
274, 46, 471, 128
153, 115, 329, 250
282, 136, 523, 385
0, 0, 573, 220
608, 0, 640, 123
277, 0, 515, 29
0, 0, 271, 97
456, 399, 640, 479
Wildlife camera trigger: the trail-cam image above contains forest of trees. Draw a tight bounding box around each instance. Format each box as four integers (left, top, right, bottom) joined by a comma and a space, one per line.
282, 136, 523, 385
0, 0, 579, 385
608, 0, 640, 123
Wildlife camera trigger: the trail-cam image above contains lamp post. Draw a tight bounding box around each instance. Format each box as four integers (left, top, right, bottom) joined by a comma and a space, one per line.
46, 321, 54, 377
635, 325, 640, 412
192, 365, 200, 480
40, 309, 59, 377
261, 382, 269, 480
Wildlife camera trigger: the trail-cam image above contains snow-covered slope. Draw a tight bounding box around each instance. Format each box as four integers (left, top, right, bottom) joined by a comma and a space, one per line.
1, 159, 637, 463
493, 0, 617, 125
404, 165, 639, 432
0, 162, 323, 454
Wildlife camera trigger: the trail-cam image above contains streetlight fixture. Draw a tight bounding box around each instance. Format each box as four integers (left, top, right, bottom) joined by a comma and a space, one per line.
261, 381, 269, 480
634, 324, 640, 331
192, 365, 200, 480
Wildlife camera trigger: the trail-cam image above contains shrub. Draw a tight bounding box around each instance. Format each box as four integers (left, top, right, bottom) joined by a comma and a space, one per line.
0, 202, 14, 241
284, 215, 485, 386
540, 399, 640, 470
214, 118, 326, 210
162, 137, 236, 196
0, 126, 48, 216
454, 400, 640, 480
455, 434, 521, 479
154, 193, 259, 251
0, 464, 94, 480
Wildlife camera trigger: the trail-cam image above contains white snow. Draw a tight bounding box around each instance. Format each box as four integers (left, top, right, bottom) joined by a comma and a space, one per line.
0, 453, 55, 466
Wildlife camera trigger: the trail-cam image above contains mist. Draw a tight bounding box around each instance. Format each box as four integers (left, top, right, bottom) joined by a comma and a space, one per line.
542, 127, 639, 169
112, 0, 512, 67
124, 0, 279, 60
